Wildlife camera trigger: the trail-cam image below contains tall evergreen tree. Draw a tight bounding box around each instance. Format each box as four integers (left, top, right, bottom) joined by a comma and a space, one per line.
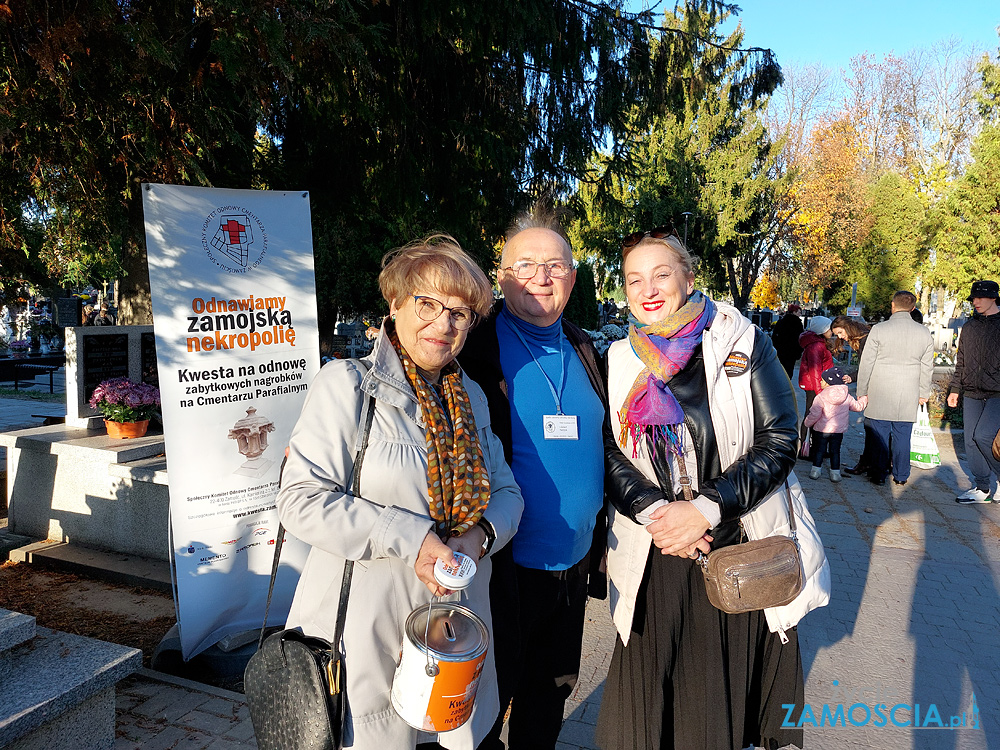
929, 39, 1000, 294
1, 1, 780, 332
568, 2, 783, 310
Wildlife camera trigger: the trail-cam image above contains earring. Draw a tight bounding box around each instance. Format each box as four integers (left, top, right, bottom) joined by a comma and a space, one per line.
391, 314, 396, 322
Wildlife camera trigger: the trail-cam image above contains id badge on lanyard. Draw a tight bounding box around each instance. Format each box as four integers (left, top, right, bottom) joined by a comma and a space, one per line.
543, 413, 579, 440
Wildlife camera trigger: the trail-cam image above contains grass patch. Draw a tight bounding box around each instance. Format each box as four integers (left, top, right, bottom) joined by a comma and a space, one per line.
0, 387, 63, 402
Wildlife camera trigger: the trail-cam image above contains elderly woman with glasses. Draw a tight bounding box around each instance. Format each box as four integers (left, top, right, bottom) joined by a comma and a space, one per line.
277, 235, 524, 750
596, 230, 829, 750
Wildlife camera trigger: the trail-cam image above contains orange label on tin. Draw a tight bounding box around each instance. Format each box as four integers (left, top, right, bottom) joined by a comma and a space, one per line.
424, 653, 487, 730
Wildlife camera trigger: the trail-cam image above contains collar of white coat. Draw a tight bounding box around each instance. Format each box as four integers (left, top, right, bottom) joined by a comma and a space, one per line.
359, 323, 491, 431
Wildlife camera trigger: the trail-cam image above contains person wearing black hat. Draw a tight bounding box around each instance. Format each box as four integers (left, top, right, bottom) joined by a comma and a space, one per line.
949, 280, 1000, 503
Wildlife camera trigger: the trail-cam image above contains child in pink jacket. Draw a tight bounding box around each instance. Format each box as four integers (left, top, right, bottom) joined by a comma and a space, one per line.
805, 366, 867, 482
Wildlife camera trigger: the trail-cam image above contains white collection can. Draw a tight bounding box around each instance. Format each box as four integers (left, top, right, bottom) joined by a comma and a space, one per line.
390, 602, 489, 732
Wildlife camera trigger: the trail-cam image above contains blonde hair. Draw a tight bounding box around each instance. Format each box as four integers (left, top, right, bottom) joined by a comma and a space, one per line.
622, 234, 698, 278
379, 234, 494, 318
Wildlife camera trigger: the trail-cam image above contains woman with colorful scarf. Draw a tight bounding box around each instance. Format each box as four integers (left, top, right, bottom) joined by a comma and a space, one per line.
277, 235, 523, 750
596, 232, 805, 750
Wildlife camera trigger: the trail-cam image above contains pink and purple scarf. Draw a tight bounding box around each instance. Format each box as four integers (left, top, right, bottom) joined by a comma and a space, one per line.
619, 291, 715, 455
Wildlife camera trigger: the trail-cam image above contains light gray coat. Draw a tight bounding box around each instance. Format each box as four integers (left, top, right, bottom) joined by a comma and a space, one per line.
277, 329, 523, 750
856, 311, 934, 422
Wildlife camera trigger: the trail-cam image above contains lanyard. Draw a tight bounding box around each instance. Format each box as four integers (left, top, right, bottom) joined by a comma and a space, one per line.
502, 313, 567, 415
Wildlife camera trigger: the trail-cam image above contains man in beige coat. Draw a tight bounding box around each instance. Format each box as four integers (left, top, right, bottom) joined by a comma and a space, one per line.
856, 291, 934, 485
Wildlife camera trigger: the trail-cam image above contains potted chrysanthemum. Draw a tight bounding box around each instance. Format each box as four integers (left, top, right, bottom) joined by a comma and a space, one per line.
8, 339, 30, 358
89, 377, 160, 438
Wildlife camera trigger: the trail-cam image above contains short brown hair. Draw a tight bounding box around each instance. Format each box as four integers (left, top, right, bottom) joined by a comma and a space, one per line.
379, 234, 494, 318
892, 291, 917, 311
622, 234, 698, 278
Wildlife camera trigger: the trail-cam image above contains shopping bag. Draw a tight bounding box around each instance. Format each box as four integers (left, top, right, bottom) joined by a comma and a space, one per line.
910, 404, 941, 469
800, 431, 811, 459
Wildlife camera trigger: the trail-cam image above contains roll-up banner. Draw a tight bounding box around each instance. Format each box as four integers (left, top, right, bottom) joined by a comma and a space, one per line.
143, 184, 316, 658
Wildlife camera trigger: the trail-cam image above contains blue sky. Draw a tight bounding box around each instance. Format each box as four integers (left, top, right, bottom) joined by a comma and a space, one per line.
632, 1, 999, 71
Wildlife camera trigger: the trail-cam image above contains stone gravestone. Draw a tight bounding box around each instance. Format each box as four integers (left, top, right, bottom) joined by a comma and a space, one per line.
65, 325, 157, 428
55, 297, 83, 328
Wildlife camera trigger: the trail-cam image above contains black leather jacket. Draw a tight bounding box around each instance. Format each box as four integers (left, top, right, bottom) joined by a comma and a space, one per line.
603, 326, 800, 548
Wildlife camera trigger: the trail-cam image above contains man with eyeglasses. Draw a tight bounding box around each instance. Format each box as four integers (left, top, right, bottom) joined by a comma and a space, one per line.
460, 208, 607, 750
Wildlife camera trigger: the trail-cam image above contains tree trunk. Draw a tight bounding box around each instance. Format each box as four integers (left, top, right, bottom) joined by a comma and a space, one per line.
726, 256, 749, 313
118, 181, 153, 325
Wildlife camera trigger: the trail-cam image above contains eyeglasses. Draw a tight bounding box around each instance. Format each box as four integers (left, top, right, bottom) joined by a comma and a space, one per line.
502, 260, 573, 279
622, 226, 677, 251
411, 295, 478, 330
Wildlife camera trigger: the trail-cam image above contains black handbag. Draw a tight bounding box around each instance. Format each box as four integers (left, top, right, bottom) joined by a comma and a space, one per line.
244, 392, 376, 750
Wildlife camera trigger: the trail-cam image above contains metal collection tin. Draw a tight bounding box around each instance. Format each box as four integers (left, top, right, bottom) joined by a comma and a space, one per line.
390, 602, 489, 732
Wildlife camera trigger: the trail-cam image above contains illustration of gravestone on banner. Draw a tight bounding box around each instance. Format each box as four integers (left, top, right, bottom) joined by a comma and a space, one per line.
65, 326, 158, 428
228, 406, 275, 478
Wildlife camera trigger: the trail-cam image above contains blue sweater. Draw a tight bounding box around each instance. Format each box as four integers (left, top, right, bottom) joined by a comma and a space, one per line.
497, 306, 604, 570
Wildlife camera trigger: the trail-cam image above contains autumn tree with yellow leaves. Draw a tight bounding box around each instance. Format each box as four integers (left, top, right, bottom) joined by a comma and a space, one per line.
749, 271, 781, 309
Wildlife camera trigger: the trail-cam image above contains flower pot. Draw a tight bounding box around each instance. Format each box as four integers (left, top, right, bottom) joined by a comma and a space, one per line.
105, 419, 150, 439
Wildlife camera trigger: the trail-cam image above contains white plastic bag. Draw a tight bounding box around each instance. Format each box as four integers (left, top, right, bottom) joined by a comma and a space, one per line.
910, 404, 941, 469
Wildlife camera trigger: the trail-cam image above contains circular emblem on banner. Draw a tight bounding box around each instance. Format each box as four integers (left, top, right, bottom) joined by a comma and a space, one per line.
201, 205, 268, 273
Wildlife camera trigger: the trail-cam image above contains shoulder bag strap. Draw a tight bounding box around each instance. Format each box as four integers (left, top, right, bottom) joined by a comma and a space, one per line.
674, 451, 697, 502
331, 392, 376, 650
677, 453, 799, 544
257, 384, 377, 649
785, 479, 798, 540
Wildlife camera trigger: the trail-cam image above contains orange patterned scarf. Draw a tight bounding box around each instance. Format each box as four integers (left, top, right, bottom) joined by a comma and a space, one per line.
389, 326, 490, 537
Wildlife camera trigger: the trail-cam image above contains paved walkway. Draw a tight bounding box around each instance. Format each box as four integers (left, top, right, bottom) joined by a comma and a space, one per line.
0, 382, 66, 474
0, 392, 65, 430
4, 379, 1000, 749
558, 391, 1000, 750
114, 670, 258, 750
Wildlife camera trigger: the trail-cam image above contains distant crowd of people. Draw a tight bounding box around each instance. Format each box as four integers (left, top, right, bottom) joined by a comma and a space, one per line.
81, 302, 117, 326
771, 285, 1000, 502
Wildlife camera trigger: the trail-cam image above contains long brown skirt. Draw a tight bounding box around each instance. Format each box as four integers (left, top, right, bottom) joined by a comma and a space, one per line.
595, 549, 804, 750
